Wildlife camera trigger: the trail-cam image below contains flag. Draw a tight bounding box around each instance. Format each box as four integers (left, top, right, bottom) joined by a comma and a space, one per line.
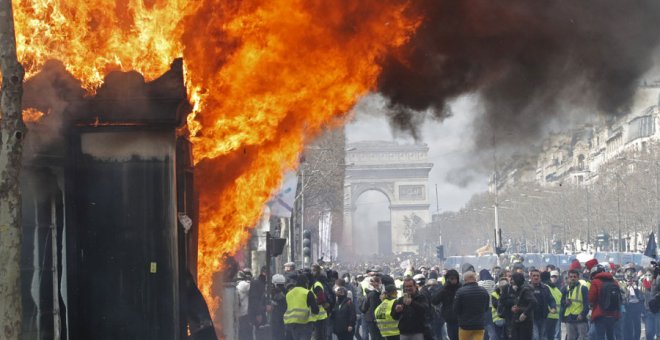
268, 171, 298, 218
644, 232, 657, 259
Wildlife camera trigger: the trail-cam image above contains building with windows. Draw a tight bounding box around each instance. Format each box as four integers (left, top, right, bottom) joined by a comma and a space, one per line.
494, 84, 660, 190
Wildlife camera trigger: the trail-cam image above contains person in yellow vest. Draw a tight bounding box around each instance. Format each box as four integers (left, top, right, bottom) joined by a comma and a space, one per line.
310, 265, 330, 340
559, 269, 589, 340
284, 274, 320, 340
543, 270, 563, 340
375, 285, 401, 340
491, 276, 508, 340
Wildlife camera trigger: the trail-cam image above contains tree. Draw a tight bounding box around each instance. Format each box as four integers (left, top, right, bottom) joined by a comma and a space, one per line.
0, 0, 24, 338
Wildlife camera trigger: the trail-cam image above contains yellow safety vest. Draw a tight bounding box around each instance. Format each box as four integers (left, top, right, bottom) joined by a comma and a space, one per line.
579, 279, 591, 289
491, 291, 503, 323
375, 298, 400, 337
547, 284, 562, 320
310, 281, 328, 321
361, 279, 370, 296
284, 287, 311, 325
564, 284, 585, 318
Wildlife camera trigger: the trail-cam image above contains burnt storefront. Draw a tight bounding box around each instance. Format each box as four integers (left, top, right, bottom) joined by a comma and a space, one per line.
20, 59, 210, 340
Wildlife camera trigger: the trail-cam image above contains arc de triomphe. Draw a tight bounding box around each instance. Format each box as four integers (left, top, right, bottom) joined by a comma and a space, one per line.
343, 141, 432, 254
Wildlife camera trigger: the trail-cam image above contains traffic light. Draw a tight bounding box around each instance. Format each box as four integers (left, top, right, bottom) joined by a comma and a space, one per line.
302, 229, 312, 258
435, 245, 445, 260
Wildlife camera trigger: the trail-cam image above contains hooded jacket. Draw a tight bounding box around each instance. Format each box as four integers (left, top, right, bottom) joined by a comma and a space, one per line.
510, 273, 537, 321
588, 272, 621, 321
432, 269, 461, 323
478, 269, 497, 295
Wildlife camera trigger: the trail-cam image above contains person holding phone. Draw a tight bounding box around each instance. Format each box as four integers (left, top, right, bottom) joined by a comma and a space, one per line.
392, 277, 431, 340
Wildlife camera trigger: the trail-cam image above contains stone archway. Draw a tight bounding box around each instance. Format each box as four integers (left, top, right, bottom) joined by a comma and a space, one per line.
343, 141, 432, 254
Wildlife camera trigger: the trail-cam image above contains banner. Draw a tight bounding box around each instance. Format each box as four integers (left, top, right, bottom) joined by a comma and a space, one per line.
269, 171, 298, 218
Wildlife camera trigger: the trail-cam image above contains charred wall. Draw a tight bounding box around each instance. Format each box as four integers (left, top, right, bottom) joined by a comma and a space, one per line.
20, 59, 203, 340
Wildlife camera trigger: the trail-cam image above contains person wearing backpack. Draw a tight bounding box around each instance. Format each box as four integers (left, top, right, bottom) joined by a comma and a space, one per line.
588, 264, 621, 340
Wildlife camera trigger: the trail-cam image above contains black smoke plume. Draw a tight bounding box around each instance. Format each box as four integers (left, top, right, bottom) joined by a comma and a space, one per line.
378, 1, 660, 146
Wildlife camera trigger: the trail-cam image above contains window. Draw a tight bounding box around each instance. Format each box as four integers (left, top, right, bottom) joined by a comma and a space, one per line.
628, 115, 655, 142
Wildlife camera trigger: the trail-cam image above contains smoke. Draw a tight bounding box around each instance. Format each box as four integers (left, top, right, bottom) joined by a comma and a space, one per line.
22, 60, 86, 159
21, 59, 188, 160
377, 0, 660, 147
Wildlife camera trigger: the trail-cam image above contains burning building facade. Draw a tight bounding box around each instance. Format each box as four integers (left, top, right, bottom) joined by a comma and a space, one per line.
20, 61, 207, 339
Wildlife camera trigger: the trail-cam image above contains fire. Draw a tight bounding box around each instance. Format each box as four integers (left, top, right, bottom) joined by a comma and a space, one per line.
22, 108, 45, 123
183, 0, 419, 312
13, 0, 188, 89
12, 0, 420, 321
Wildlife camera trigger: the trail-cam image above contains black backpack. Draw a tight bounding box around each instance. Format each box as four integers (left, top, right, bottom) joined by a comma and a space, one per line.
599, 280, 621, 312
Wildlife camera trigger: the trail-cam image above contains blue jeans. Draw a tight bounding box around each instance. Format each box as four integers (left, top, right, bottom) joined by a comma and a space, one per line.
432, 315, 445, 340
544, 319, 558, 340
533, 318, 546, 340
360, 315, 369, 340
623, 304, 642, 340
590, 317, 618, 340
484, 311, 499, 340
645, 312, 659, 340
286, 323, 314, 340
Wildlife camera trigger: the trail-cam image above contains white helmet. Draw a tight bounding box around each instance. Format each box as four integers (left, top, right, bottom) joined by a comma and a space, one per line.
413, 274, 426, 285
272, 274, 286, 285
599, 262, 612, 273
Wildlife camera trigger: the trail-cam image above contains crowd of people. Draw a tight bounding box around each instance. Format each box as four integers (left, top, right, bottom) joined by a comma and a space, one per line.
231, 256, 660, 340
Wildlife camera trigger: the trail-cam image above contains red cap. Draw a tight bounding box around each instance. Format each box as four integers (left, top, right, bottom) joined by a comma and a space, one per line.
585, 259, 598, 270
568, 259, 581, 271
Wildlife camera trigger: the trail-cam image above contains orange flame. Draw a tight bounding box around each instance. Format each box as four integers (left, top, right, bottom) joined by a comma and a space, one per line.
14, 0, 188, 89
13, 0, 420, 321
22, 108, 46, 122
183, 0, 419, 312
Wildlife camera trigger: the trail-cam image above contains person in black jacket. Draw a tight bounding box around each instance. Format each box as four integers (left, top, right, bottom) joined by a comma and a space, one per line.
392, 277, 431, 339
508, 272, 537, 340
333, 286, 357, 340
361, 276, 384, 340
528, 269, 556, 340
270, 274, 288, 340
453, 271, 490, 340
432, 269, 462, 340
